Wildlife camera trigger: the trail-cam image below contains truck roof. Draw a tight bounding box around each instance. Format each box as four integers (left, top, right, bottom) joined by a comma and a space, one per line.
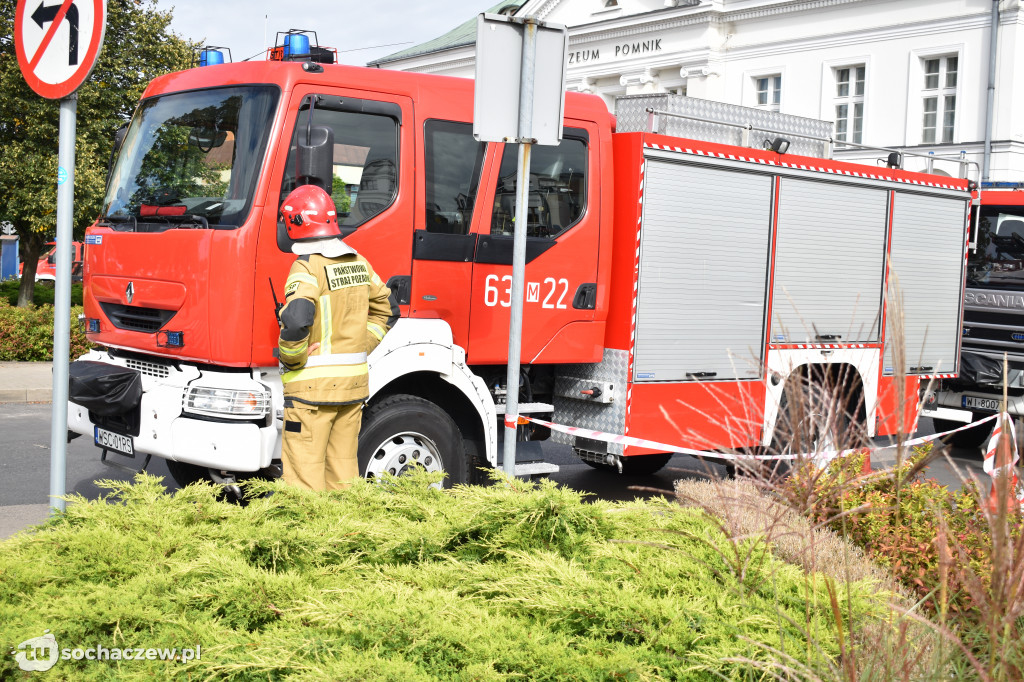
142, 60, 614, 129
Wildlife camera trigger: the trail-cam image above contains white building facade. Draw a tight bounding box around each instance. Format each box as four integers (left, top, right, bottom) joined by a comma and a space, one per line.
371, 0, 1024, 181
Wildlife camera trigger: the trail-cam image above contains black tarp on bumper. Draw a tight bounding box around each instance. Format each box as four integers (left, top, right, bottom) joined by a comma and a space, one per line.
68, 361, 143, 416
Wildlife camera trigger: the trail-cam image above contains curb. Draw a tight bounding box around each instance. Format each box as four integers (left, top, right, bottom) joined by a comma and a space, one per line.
0, 388, 53, 403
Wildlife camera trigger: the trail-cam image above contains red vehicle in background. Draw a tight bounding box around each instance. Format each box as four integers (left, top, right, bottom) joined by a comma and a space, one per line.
64, 34, 972, 492
20, 241, 85, 282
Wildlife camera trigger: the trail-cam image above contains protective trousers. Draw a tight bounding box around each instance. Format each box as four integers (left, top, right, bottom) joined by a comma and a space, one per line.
281, 402, 362, 491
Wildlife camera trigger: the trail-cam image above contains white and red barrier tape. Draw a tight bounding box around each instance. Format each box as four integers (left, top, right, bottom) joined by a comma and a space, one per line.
983, 414, 1024, 509
522, 413, 1002, 463
524, 412, 1024, 508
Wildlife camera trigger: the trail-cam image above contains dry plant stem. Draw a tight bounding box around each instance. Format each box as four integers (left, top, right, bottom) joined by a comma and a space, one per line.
889, 275, 908, 533
825, 577, 857, 682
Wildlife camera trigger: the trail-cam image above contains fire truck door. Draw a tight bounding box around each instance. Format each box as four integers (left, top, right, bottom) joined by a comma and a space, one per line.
408, 120, 489, 348
467, 125, 600, 364
259, 88, 414, 359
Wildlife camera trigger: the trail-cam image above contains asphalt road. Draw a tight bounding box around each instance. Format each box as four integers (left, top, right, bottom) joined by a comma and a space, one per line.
0, 403, 991, 537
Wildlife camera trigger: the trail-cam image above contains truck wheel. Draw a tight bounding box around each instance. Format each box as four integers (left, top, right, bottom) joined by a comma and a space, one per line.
933, 417, 991, 449
581, 453, 672, 475
165, 459, 210, 488
358, 394, 469, 488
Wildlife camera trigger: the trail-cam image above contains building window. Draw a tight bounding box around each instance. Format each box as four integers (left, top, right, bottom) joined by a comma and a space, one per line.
834, 65, 864, 144
755, 75, 781, 111
922, 56, 957, 144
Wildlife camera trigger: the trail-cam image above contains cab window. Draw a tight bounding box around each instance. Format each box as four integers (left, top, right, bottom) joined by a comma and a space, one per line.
424, 120, 486, 234
491, 131, 587, 238
280, 100, 399, 228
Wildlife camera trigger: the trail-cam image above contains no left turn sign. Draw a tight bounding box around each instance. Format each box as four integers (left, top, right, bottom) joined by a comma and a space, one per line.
15, 0, 107, 100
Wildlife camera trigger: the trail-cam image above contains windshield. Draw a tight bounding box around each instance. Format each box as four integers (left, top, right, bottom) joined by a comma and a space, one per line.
102, 86, 279, 230
968, 206, 1024, 290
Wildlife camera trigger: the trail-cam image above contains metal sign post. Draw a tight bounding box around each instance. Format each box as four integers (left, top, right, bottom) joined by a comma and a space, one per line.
15, 0, 107, 513
474, 14, 567, 476
50, 95, 77, 512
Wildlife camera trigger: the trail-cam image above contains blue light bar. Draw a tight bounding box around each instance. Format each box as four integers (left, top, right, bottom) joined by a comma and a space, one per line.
87, 318, 100, 333
980, 181, 1024, 189
199, 49, 224, 67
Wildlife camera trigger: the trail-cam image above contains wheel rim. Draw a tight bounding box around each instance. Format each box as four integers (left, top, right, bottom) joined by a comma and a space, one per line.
364, 431, 445, 486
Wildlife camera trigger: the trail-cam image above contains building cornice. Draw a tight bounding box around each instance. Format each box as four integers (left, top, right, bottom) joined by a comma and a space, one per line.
567, 0, 999, 46
722, 12, 993, 61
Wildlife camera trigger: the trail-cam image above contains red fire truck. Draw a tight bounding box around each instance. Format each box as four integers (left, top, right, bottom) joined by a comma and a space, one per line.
66, 41, 972, 488
20, 241, 84, 282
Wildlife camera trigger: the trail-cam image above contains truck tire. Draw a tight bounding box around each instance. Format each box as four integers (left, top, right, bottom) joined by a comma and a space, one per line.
358, 394, 470, 487
933, 417, 991, 449
581, 453, 672, 475
165, 459, 210, 488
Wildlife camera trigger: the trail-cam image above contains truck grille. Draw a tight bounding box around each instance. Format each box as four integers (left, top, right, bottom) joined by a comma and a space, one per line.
962, 308, 1024, 359
99, 303, 176, 333
124, 357, 171, 379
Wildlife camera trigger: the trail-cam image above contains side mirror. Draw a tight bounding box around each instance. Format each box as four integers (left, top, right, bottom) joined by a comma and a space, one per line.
106, 125, 128, 186
296, 125, 335, 193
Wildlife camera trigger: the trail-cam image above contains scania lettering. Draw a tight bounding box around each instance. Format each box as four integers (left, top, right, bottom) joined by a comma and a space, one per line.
66, 35, 972, 488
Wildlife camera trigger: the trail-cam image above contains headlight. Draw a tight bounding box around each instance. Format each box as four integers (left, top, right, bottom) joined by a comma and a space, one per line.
183, 387, 271, 419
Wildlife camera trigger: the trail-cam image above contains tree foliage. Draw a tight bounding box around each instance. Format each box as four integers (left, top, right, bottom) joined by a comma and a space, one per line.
0, 0, 196, 305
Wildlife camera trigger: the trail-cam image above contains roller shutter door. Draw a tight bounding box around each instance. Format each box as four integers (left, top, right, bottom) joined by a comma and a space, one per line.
634, 160, 772, 382
884, 192, 968, 375
771, 179, 888, 343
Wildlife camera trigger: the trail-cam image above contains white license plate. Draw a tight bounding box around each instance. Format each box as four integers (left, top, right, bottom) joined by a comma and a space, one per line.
95, 427, 134, 456
963, 396, 1000, 412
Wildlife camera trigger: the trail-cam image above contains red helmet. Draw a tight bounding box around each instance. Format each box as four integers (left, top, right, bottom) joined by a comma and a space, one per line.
280, 185, 340, 241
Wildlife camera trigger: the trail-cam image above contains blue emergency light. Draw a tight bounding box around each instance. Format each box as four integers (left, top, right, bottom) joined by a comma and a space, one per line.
284, 33, 310, 59
158, 330, 185, 348
87, 318, 101, 333
199, 49, 224, 67
981, 181, 1024, 189
197, 46, 232, 67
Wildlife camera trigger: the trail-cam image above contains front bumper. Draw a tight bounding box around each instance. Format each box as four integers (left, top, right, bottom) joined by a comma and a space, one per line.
67, 350, 282, 472
925, 386, 1024, 422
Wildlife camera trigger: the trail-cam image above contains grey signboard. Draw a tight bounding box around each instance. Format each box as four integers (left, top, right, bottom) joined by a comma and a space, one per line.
473, 13, 567, 146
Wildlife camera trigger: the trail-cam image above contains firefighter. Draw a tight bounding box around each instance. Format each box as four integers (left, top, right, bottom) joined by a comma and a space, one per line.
276, 184, 397, 490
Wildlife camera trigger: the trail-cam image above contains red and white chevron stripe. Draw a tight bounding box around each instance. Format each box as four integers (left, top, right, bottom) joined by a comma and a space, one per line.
643, 143, 966, 191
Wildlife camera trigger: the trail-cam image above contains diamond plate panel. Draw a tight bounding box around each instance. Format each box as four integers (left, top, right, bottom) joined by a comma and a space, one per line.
553, 349, 629, 454
616, 94, 833, 158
